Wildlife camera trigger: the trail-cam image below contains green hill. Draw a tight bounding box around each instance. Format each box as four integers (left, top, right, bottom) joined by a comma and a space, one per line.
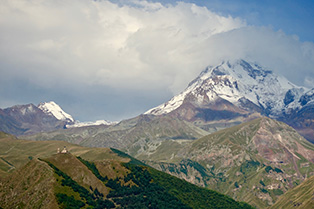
0, 133, 254, 209
0, 131, 126, 177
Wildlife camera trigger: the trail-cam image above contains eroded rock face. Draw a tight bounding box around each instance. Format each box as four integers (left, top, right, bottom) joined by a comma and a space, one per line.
144, 159, 209, 187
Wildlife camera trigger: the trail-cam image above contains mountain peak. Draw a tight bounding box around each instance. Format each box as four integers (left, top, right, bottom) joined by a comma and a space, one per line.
192, 59, 281, 88
145, 59, 307, 117
38, 101, 74, 122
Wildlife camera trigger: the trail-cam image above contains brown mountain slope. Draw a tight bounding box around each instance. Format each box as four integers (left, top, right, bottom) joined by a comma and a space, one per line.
46, 153, 109, 196
145, 117, 314, 208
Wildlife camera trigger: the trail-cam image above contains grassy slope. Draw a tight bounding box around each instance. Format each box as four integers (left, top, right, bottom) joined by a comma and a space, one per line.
0, 132, 128, 177
0, 132, 254, 209
269, 175, 314, 209
46, 153, 110, 196
0, 159, 58, 209
148, 118, 314, 208
147, 165, 253, 209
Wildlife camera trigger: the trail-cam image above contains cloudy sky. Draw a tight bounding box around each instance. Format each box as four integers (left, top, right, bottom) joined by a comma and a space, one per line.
1, 0, 314, 122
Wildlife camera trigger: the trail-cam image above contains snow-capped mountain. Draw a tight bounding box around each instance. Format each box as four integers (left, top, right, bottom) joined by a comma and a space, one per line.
145, 59, 314, 142
146, 59, 309, 117
38, 101, 74, 122
0, 101, 117, 135
0, 101, 75, 135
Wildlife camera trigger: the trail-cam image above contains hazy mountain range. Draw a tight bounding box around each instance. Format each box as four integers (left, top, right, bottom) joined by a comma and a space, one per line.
0, 101, 114, 136
2, 59, 313, 142
1, 59, 314, 208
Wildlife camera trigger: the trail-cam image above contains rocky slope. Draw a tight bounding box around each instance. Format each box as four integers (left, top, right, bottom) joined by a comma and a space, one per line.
144, 118, 314, 208
145, 59, 314, 142
21, 114, 209, 158
0, 133, 253, 209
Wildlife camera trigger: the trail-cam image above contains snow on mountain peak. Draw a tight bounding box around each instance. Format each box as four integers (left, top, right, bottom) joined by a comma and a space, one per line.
66, 120, 117, 128
145, 59, 308, 116
38, 101, 74, 122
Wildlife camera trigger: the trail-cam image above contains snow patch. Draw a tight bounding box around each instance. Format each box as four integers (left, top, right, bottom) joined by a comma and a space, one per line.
19, 104, 35, 115
38, 101, 74, 122
66, 120, 117, 128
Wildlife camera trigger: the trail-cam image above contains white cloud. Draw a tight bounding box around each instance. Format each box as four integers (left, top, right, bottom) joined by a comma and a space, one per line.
189, 26, 314, 88
0, 0, 314, 120
0, 0, 245, 91
305, 76, 314, 88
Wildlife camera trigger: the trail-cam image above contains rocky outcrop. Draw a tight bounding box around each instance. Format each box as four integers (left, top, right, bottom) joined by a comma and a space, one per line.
144, 159, 209, 187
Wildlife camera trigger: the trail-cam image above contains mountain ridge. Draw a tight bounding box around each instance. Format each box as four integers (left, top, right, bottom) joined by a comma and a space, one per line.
0, 101, 118, 136
3, 60, 314, 142
0, 102, 72, 136
145, 59, 314, 142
